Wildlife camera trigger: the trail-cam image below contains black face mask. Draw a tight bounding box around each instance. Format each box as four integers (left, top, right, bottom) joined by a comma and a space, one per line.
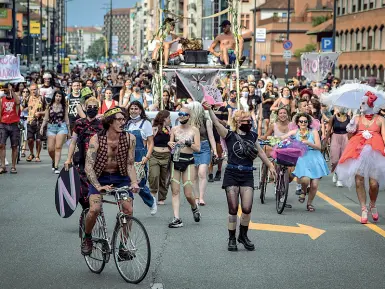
86, 107, 98, 118
239, 123, 252, 133
179, 119, 189, 125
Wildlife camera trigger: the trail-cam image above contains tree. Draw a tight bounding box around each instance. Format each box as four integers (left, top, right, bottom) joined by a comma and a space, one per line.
312, 16, 330, 27
87, 37, 106, 61
294, 44, 317, 58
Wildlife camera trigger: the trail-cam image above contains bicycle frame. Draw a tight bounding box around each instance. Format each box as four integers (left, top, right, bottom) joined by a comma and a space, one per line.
83, 186, 133, 263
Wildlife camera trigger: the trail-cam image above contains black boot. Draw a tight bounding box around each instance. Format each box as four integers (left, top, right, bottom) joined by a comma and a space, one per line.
228, 230, 238, 251
214, 171, 221, 181
237, 225, 255, 251
208, 174, 214, 183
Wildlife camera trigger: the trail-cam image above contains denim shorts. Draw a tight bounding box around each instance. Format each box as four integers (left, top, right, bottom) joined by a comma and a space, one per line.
193, 140, 211, 166
88, 172, 133, 199
47, 123, 68, 136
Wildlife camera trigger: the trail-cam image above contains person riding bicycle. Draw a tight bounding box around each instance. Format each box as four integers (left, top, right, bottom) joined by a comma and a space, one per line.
82, 107, 139, 256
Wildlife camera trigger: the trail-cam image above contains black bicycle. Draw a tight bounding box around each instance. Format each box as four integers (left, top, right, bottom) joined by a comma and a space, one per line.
274, 161, 290, 214
17, 116, 27, 164
79, 186, 151, 284
258, 140, 272, 204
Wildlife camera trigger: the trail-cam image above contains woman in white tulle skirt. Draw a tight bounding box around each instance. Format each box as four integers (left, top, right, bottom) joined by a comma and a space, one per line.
335, 92, 385, 224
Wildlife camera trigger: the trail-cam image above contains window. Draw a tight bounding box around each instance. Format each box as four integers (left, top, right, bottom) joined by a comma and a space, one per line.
364, 3, 368, 9
242, 0, 249, 2
241, 14, 250, 30
342, 7, 346, 14
337, 7, 341, 14
369, 2, 374, 8
352, 5, 356, 12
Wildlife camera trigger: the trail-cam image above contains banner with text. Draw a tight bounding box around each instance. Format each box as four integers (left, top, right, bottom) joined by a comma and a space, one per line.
301, 52, 340, 81
0, 55, 25, 83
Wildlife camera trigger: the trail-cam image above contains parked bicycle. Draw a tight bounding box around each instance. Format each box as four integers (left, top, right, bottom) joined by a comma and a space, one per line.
79, 186, 151, 284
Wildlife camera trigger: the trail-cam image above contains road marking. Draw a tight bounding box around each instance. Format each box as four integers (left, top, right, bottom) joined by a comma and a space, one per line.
237, 206, 325, 240
317, 191, 385, 238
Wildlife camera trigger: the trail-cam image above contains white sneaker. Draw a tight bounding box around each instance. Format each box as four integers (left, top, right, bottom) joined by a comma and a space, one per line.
54, 168, 60, 174
336, 181, 343, 187
150, 196, 158, 215
333, 173, 337, 183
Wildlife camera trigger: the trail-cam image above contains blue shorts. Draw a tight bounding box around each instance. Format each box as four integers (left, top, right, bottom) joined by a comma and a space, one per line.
47, 123, 68, 136
88, 172, 133, 199
193, 140, 211, 166
219, 50, 237, 65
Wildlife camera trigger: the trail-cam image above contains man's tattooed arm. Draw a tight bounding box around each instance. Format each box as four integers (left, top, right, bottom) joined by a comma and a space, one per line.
127, 133, 138, 184
85, 134, 101, 190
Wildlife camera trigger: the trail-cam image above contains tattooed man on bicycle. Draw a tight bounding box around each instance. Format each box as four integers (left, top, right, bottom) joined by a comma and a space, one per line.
82, 107, 139, 255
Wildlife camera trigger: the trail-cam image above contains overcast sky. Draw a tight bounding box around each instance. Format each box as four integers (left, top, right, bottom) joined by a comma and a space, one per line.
67, 0, 136, 27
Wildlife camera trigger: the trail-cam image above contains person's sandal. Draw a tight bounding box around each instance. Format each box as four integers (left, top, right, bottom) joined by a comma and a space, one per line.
361, 206, 368, 224
10, 167, 17, 174
0, 167, 7, 174
369, 203, 379, 222
307, 204, 315, 212
26, 154, 34, 162
298, 192, 306, 203
35, 157, 41, 162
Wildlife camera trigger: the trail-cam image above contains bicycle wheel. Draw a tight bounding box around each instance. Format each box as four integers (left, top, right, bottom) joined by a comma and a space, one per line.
112, 215, 151, 284
81, 210, 107, 274
259, 163, 268, 204
275, 166, 289, 214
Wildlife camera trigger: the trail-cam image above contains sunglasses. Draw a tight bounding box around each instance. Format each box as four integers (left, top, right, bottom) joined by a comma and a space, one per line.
299, 120, 308, 124
178, 112, 190, 117
115, 117, 126, 122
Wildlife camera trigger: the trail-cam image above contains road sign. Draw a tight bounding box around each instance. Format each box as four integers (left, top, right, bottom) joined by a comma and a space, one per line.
283, 40, 293, 50
321, 38, 333, 51
255, 28, 266, 42
283, 50, 292, 59
261, 55, 266, 61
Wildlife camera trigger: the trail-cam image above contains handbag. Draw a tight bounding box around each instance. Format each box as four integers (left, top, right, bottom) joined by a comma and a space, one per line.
234, 132, 259, 160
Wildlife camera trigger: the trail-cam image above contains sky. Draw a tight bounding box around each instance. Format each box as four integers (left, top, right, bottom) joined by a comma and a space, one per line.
67, 0, 136, 27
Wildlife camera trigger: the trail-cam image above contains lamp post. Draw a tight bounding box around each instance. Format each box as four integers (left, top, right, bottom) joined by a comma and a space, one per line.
284, 0, 291, 83
27, 0, 30, 67
332, 0, 337, 74
39, 0, 43, 67
109, 0, 113, 60
12, 0, 16, 54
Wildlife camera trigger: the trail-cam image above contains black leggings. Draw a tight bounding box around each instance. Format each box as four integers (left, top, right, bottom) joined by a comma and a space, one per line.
225, 186, 254, 230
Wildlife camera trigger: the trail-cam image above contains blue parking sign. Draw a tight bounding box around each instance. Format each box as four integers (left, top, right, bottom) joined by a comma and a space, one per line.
321, 38, 333, 51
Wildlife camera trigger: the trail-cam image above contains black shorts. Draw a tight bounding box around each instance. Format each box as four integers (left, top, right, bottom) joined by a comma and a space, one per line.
0, 123, 20, 146
262, 109, 272, 120
27, 120, 44, 141
222, 168, 254, 189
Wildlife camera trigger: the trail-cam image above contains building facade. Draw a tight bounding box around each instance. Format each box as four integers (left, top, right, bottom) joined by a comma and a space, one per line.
335, 1, 385, 82
103, 8, 131, 56
66, 26, 103, 58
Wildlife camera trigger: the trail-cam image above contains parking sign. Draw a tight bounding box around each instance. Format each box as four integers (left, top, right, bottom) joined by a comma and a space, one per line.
321, 38, 333, 52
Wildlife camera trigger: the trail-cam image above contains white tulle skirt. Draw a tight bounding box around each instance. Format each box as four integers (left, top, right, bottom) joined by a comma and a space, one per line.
335, 145, 385, 190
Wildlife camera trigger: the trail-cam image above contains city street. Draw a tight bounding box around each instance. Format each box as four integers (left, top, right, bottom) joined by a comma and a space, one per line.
1, 150, 385, 289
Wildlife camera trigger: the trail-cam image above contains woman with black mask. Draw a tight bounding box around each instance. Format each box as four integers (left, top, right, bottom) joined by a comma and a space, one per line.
64, 97, 103, 210
203, 101, 276, 252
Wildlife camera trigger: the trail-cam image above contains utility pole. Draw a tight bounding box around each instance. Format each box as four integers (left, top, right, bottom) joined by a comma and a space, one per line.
252, 0, 257, 70
27, 0, 30, 67
332, 0, 337, 74
39, 0, 43, 67
12, 0, 16, 54
109, 0, 113, 61
52, 1, 55, 67
46, 0, 49, 68
284, 0, 291, 83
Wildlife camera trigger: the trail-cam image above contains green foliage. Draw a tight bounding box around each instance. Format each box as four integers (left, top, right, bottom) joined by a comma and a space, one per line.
294, 44, 317, 58
87, 38, 106, 61
312, 15, 330, 27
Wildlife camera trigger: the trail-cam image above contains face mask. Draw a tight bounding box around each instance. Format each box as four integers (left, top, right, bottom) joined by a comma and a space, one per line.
134, 88, 140, 92
242, 92, 249, 98
86, 107, 98, 118
130, 114, 140, 121
283, 94, 290, 99
5, 94, 11, 99
126, 85, 132, 89
230, 97, 236, 102
288, 85, 294, 90
239, 123, 252, 133
179, 119, 189, 125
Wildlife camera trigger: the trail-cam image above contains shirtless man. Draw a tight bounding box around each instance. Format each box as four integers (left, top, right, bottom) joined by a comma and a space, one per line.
209, 20, 245, 68
82, 107, 139, 256
151, 18, 180, 67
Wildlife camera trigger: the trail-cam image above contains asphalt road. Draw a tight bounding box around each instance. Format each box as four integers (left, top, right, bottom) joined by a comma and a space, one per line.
1, 149, 385, 289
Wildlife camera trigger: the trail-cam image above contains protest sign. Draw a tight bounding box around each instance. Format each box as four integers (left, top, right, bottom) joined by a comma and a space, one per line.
0, 55, 25, 83
301, 52, 340, 81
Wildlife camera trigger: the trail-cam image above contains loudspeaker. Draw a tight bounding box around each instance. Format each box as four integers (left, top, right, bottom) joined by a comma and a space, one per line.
184, 50, 208, 65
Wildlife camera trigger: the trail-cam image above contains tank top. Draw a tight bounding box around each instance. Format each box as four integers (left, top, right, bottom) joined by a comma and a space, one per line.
273, 123, 286, 137
49, 105, 65, 124
333, 115, 349, 134
100, 100, 116, 114
154, 128, 170, 147
1, 97, 20, 124
225, 130, 258, 167
130, 94, 143, 105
